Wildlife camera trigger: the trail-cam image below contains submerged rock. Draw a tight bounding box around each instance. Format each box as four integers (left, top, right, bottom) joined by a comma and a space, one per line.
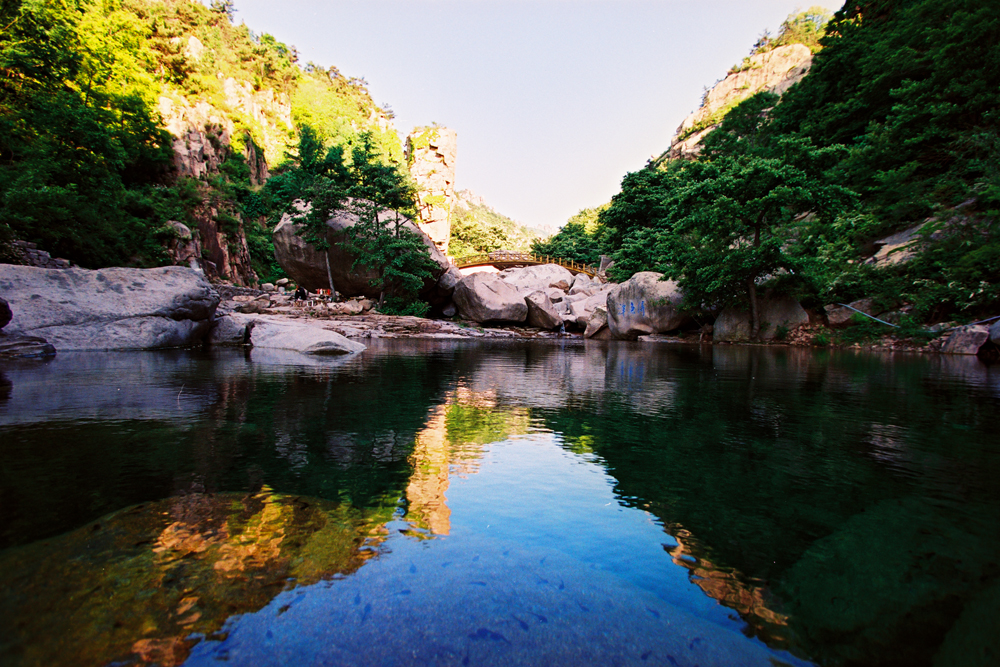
0, 332, 56, 358
0, 265, 218, 350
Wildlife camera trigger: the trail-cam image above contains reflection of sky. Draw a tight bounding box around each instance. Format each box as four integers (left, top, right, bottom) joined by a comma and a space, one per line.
186, 435, 810, 667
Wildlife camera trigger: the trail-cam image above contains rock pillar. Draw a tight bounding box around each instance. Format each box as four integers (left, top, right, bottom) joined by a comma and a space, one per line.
405, 126, 457, 256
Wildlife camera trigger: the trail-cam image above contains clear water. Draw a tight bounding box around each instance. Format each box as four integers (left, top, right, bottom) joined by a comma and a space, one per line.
1, 340, 998, 666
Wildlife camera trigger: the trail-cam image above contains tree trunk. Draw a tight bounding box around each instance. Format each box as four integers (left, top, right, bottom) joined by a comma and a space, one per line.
748, 277, 760, 341
378, 290, 385, 311
324, 251, 337, 300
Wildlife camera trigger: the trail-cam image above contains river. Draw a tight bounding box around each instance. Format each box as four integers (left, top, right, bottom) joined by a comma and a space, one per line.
1, 340, 997, 666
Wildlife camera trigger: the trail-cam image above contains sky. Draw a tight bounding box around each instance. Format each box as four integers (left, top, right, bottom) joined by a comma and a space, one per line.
230, 0, 815, 232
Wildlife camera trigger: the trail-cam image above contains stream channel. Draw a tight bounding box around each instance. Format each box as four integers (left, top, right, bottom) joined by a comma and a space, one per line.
1, 340, 998, 666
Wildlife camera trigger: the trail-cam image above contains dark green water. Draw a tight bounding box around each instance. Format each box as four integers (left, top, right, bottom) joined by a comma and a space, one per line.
1, 341, 998, 667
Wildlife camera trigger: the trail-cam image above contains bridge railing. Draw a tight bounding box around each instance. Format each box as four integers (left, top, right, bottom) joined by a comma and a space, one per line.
451, 251, 602, 280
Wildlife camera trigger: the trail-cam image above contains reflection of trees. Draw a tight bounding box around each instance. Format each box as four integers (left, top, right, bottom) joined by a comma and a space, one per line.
0, 487, 391, 667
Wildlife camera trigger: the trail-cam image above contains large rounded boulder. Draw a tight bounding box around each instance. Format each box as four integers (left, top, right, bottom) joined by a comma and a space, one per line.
453, 272, 527, 323
273, 201, 452, 299
606, 272, 688, 339
498, 264, 576, 293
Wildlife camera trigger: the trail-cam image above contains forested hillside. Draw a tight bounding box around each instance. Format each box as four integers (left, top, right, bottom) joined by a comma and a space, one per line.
448, 190, 541, 257
0, 0, 399, 280
544, 0, 999, 333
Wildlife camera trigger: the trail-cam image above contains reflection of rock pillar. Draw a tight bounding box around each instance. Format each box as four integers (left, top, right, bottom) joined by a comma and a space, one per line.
405, 127, 456, 256
405, 405, 452, 535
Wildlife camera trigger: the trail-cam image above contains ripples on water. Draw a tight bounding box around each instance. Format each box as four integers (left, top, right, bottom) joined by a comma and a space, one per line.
1, 341, 998, 666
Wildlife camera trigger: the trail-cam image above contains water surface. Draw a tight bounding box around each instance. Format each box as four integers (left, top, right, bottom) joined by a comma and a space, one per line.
1, 341, 998, 666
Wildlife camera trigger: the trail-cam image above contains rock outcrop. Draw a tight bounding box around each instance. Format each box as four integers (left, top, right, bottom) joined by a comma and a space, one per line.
8, 240, 71, 269
666, 44, 812, 160
406, 126, 457, 255
0, 265, 219, 350
249, 320, 366, 355
713, 294, 809, 342
941, 325, 991, 355
452, 272, 528, 323
272, 202, 452, 298
606, 272, 688, 339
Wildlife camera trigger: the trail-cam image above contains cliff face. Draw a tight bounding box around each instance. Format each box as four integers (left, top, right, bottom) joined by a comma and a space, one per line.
406, 127, 458, 256
667, 44, 813, 160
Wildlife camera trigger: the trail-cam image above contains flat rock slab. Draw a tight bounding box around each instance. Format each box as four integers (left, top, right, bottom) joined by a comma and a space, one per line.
0, 265, 218, 350
248, 319, 365, 355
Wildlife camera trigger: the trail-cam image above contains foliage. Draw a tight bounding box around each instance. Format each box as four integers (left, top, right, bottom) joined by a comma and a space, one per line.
531, 206, 611, 266
751, 7, 832, 56
450, 196, 540, 257
602, 0, 1000, 330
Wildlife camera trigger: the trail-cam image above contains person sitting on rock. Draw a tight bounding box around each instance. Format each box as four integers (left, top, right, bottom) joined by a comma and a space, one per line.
294, 285, 308, 301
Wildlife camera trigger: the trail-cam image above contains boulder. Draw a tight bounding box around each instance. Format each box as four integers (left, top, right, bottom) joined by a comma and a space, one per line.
249, 320, 366, 355
525, 291, 563, 330
569, 273, 597, 295
714, 294, 809, 342
0, 265, 218, 350
606, 272, 687, 339
442, 303, 457, 318
0, 332, 56, 358
568, 291, 611, 328
544, 287, 566, 302
498, 264, 575, 293
866, 224, 924, 266
208, 312, 255, 346
453, 272, 527, 323
0, 297, 10, 329
549, 280, 570, 291
941, 325, 990, 355
584, 306, 610, 339
990, 319, 1000, 346
272, 201, 451, 297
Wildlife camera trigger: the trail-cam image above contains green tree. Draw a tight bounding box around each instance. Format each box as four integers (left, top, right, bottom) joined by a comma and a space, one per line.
531, 206, 610, 266
341, 134, 436, 311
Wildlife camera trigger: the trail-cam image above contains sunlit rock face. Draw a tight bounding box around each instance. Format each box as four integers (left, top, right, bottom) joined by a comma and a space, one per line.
406, 127, 457, 255
666, 44, 812, 160
0, 488, 389, 667
606, 272, 688, 339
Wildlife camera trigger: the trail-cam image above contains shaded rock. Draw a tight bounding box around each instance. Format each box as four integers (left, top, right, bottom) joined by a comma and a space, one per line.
438, 267, 463, 292
453, 273, 527, 323
499, 264, 575, 293
549, 280, 570, 291
607, 272, 687, 339
442, 303, 457, 318
544, 287, 565, 303
825, 299, 883, 327
584, 306, 610, 339
0, 265, 218, 350
714, 295, 809, 342
0, 297, 10, 329
272, 201, 450, 297
208, 312, 255, 346
250, 321, 365, 355
0, 332, 56, 358
569, 291, 611, 329
990, 320, 1000, 346
941, 325, 990, 355
236, 301, 267, 314
525, 291, 563, 330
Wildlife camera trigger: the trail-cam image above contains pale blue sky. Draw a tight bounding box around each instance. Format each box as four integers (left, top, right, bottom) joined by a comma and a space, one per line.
231, 0, 816, 231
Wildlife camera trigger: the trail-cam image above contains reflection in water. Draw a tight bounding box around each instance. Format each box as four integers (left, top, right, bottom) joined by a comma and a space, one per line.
0, 487, 389, 667
1, 342, 999, 666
